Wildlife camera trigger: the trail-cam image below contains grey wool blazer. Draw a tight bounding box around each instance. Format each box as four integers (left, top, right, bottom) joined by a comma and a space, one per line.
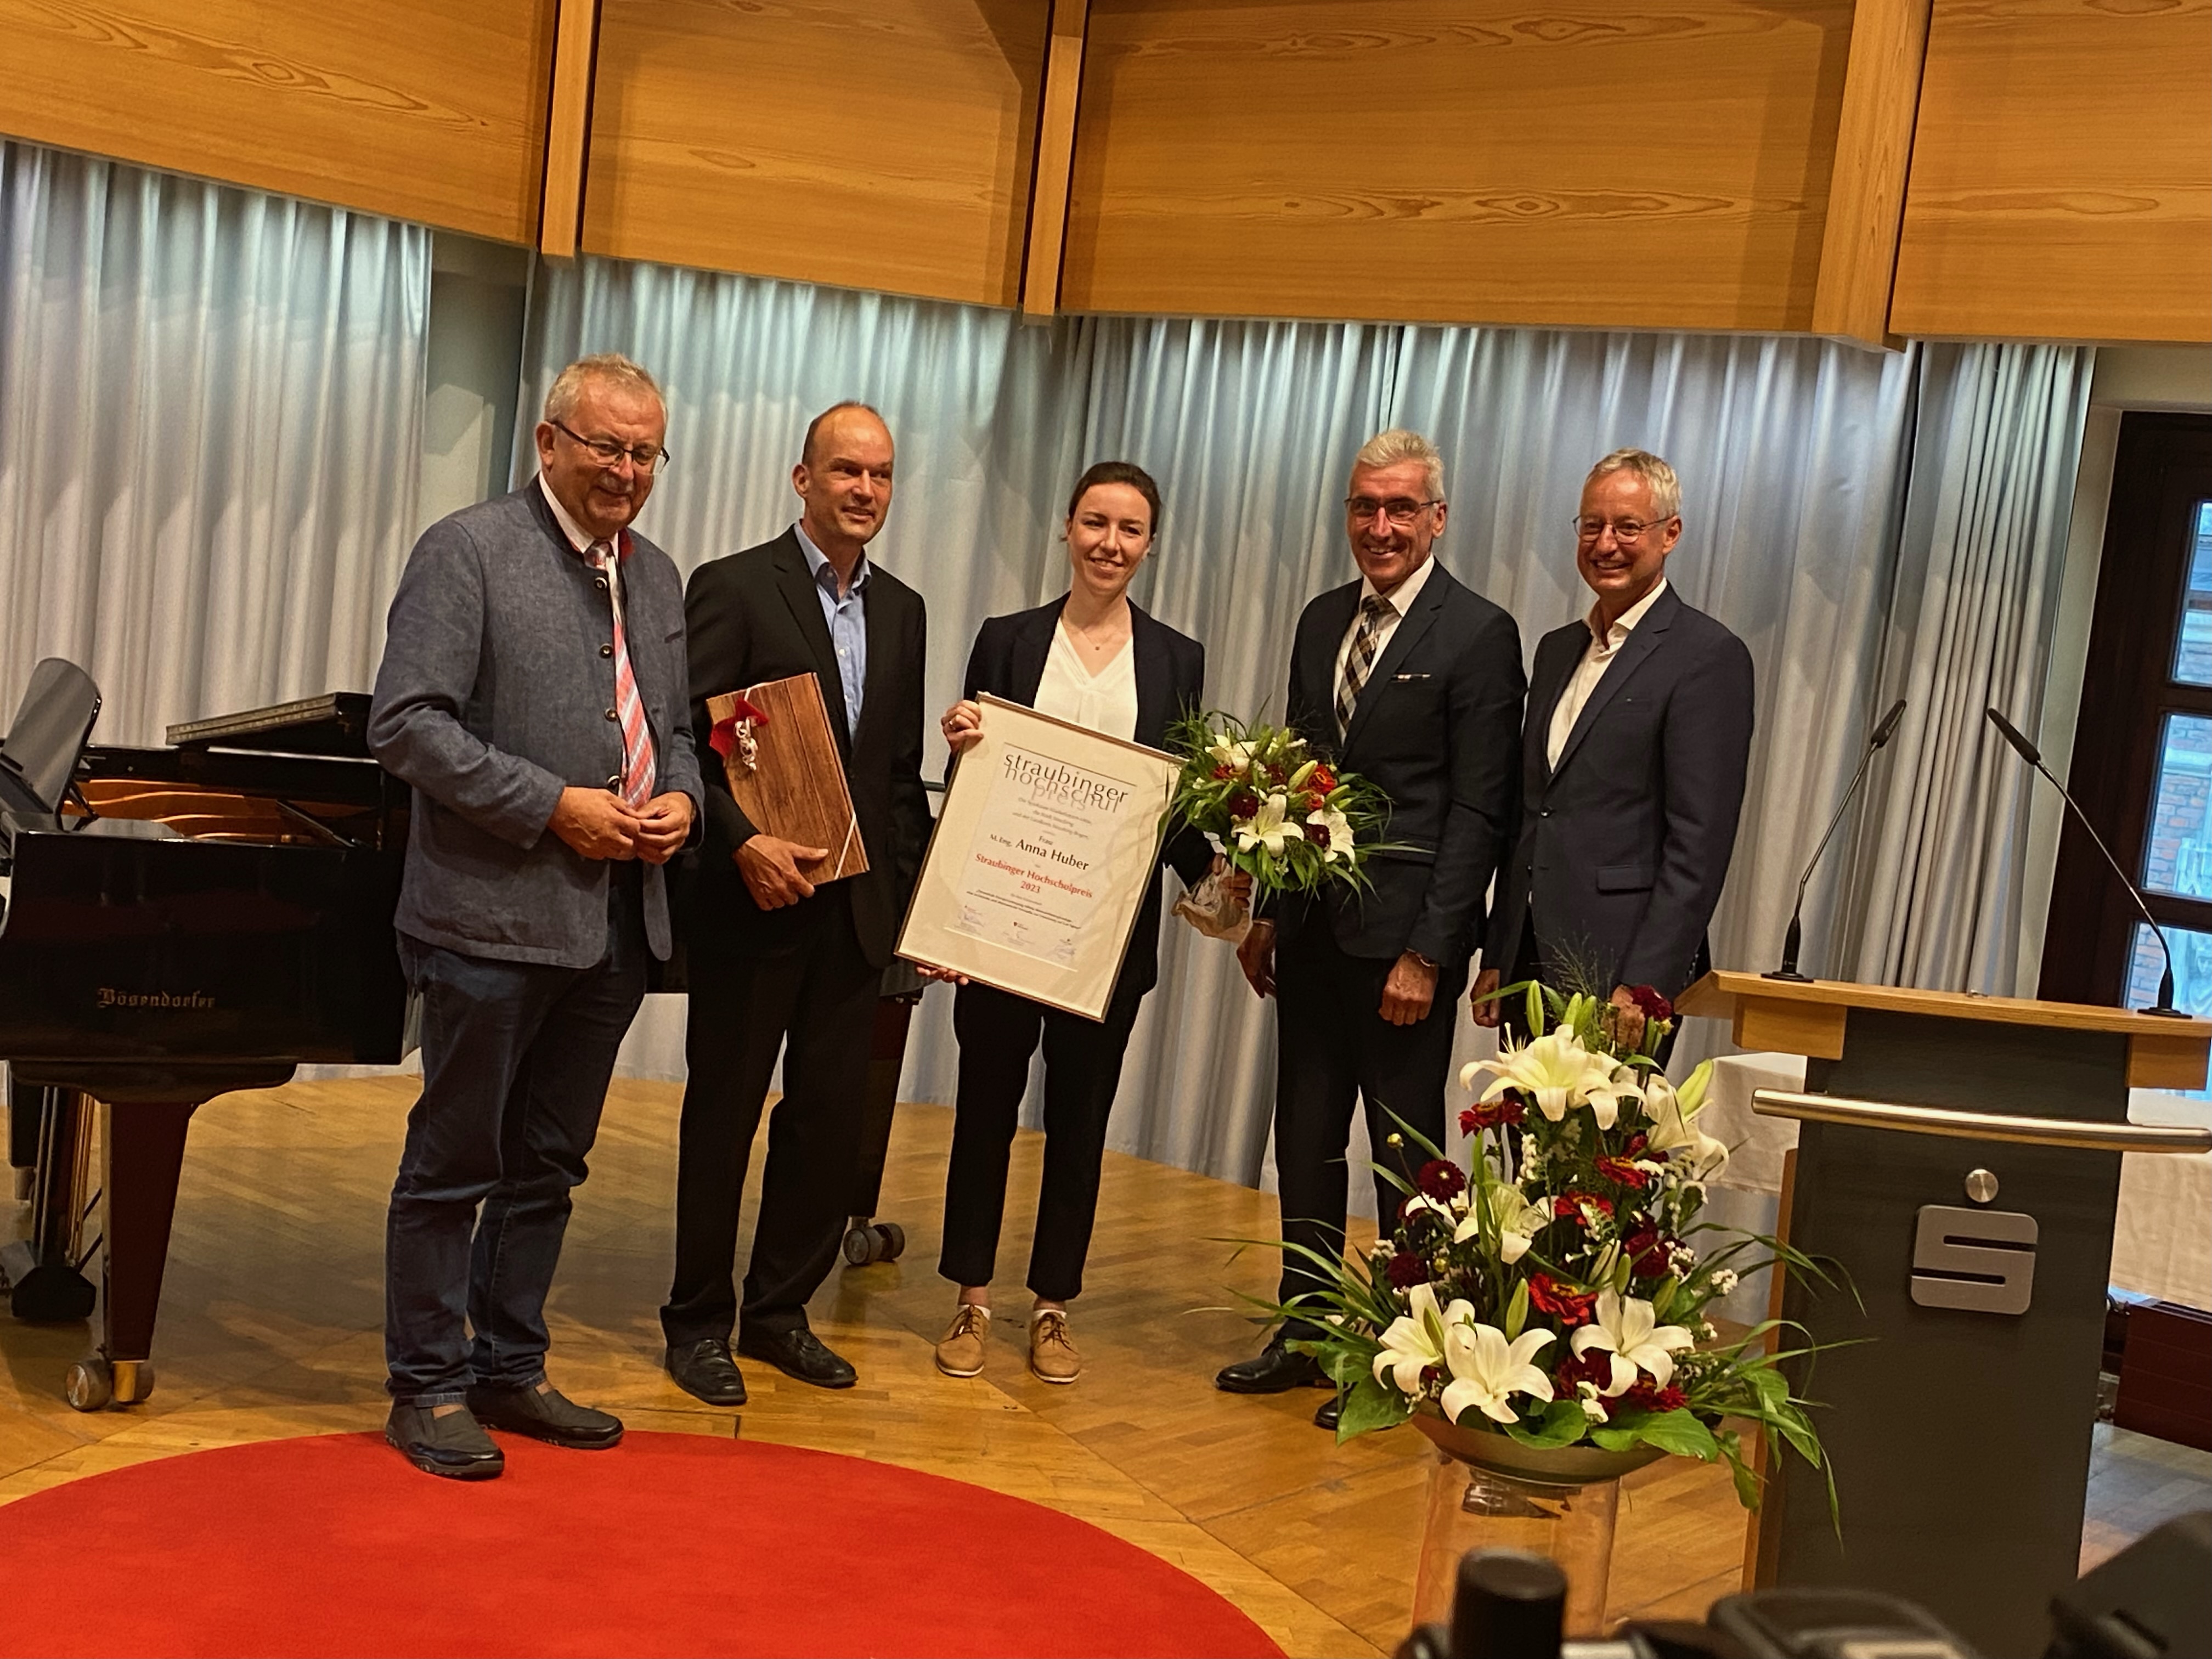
368, 482, 704, 967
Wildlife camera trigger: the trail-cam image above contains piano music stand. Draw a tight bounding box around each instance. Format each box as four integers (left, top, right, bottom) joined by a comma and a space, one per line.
1676, 972, 2212, 1655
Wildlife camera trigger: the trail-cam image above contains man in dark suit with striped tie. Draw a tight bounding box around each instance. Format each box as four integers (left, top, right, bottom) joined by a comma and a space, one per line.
1217, 429, 1525, 1426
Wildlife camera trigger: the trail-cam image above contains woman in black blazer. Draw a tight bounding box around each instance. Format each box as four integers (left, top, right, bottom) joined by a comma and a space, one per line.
928, 461, 1211, 1386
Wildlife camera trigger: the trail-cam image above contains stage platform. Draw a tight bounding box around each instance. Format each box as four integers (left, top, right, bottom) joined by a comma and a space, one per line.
2, 1076, 2204, 1656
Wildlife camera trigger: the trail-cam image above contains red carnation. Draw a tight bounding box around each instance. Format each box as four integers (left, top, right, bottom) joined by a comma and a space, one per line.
1228, 791, 1260, 820
1595, 1154, 1652, 1189
1618, 1224, 1672, 1278
1415, 1158, 1466, 1201
1459, 1097, 1526, 1136
1555, 1190, 1613, 1226
1210, 763, 1239, 781
1386, 1251, 1432, 1290
1620, 1379, 1688, 1413
1525, 1273, 1599, 1327
1623, 985, 1673, 1022
1554, 1347, 1613, 1391
1310, 765, 1338, 793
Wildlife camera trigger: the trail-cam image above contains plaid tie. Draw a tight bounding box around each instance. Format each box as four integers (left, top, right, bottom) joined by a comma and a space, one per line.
1335, 594, 1392, 737
591, 541, 657, 809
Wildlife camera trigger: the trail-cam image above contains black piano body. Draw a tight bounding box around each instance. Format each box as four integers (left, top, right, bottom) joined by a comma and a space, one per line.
0, 672, 406, 1408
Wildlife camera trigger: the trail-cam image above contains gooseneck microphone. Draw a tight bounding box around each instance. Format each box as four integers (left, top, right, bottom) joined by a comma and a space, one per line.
1766, 698, 1908, 983
1985, 707, 2183, 1017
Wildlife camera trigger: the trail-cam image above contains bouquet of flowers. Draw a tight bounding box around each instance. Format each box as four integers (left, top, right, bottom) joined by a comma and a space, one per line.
1165, 712, 1392, 899
1288, 980, 1837, 1515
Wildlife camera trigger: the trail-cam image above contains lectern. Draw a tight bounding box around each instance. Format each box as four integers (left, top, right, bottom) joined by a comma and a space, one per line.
1675, 973, 2212, 1656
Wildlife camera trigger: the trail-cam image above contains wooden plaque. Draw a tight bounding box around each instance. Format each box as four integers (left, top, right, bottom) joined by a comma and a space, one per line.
706, 674, 868, 885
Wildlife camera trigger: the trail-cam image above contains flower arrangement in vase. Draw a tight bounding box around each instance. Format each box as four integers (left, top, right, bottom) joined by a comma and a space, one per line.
1289, 979, 1838, 1516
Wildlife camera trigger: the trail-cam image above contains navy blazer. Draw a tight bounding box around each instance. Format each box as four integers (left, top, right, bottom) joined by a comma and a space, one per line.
1269, 562, 1525, 968
1486, 583, 1756, 999
960, 596, 1211, 1006
681, 528, 931, 969
368, 483, 703, 967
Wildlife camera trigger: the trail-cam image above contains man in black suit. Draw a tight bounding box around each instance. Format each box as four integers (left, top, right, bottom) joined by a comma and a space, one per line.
1220, 428, 1525, 1426
662, 402, 930, 1401
1475, 448, 1755, 1049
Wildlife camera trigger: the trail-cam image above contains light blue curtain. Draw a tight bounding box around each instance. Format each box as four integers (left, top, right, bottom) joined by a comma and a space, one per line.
517, 257, 2083, 1202
0, 142, 430, 740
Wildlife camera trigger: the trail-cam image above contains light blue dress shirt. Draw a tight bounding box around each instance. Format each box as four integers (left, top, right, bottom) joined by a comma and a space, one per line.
795, 521, 869, 737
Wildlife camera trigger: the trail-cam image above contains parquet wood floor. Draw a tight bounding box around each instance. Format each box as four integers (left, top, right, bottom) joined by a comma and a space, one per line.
2, 1076, 2199, 1655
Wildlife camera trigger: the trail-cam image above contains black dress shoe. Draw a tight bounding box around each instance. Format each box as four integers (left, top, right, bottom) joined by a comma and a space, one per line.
1215, 1333, 1328, 1395
666, 1338, 748, 1406
1314, 1392, 1344, 1431
386, 1401, 504, 1480
737, 1325, 857, 1389
466, 1382, 624, 1449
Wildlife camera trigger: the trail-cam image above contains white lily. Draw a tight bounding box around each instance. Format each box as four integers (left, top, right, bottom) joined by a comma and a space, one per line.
1207, 733, 1259, 770
1453, 1184, 1551, 1263
1474, 1027, 1636, 1127
1440, 1322, 1556, 1426
1372, 1282, 1463, 1396
1232, 792, 1304, 856
1644, 1065, 1730, 1181
1569, 1290, 1696, 1395
1306, 804, 1355, 862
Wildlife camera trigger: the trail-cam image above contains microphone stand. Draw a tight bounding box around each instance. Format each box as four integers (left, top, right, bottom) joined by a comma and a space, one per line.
1767, 698, 1907, 983
1985, 707, 2185, 1018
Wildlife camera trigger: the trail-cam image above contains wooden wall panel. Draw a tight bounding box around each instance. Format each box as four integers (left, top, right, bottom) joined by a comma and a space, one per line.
1891, 0, 2212, 343
584, 1, 1051, 309
2, 1, 556, 244
1058, 2, 1857, 331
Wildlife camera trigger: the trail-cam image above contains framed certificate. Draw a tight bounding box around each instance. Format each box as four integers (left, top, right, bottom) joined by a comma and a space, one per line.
897, 693, 1181, 1021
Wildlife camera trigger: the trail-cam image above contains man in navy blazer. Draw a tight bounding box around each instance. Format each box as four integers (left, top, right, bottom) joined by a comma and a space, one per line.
368, 353, 701, 1479
1220, 429, 1525, 1425
1476, 448, 1755, 1045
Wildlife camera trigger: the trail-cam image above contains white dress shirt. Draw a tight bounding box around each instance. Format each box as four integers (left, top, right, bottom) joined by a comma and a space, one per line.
1332, 554, 1439, 702
1545, 578, 1669, 771
1035, 618, 1139, 740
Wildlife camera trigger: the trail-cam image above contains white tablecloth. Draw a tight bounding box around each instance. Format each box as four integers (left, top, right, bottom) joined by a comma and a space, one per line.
1701, 1053, 2212, 1312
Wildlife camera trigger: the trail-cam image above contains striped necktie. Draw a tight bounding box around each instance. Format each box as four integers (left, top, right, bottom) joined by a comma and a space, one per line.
1335, 594, 1393, 737
591, 541, 657, 809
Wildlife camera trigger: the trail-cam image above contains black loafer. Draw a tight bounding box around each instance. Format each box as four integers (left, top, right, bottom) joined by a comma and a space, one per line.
386, 1401, 504, 1480
737, 1325, 857, 1390
465, 1382, 623, 1449
1314, 1392, 1344, 1431
666, 1337, 748, 1406
1215, 1333, 1328, 1395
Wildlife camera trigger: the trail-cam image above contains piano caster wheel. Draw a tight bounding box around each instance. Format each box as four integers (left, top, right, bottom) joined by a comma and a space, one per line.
840, 1220, 905, 1267
64, 1355, 155, 1412
65, 1357, 111, 1412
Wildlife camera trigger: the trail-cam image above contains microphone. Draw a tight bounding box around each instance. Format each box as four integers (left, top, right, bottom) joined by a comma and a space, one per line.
1766, 698, 1908, 983
1985, 707, 2184, 1018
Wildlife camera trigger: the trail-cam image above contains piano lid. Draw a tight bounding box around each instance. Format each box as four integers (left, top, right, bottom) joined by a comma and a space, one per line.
167, 692, 373, 759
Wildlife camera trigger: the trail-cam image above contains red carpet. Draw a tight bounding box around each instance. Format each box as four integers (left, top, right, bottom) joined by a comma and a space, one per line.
0, 1431, 1283, 1657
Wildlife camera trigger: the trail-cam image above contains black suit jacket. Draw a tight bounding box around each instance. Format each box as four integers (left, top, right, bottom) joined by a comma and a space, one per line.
1270, 562, 1525, 967
681, 528, 930, 969
960, 596, 1211, 1004
1486, 583, 1755, 999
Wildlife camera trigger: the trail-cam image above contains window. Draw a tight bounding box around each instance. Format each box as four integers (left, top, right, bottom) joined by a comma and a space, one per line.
2041, 415, 2212, 1015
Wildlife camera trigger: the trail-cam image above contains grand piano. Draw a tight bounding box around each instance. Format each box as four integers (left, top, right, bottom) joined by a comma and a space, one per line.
0, 658, 407, 1409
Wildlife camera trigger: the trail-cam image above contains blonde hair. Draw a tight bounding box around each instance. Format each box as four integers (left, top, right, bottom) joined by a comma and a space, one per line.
544, 353, 664, 425
1352, 428, 1445, 500
1586, 448, 1681, 520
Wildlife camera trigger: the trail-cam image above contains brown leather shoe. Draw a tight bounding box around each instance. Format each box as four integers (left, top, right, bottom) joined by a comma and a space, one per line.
934, 1303, 990, 1378
1029, 1308, 1081, 1384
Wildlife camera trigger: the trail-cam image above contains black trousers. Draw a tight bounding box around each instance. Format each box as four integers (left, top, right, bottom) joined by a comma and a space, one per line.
937, 980, 1144, 1303
1273, 926, 1466, 1333
662, 885, 879, 1344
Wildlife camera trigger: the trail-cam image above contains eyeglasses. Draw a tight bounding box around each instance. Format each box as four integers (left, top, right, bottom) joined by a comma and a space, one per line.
552, 420, 669, 473
1346, 496, 1441, 527
1573, 514, 1675, 545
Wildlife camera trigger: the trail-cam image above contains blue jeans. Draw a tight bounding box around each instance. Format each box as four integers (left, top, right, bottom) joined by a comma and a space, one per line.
384, 872, 647, 1403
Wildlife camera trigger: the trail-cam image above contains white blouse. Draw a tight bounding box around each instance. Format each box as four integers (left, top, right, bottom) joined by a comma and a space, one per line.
1034, 617, 1139, 740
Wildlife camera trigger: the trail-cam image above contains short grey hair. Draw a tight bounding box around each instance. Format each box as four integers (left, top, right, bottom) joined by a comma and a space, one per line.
1586, 448, 1681, 520
1352, 428, 1446, 500
544, 353, 663, 425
